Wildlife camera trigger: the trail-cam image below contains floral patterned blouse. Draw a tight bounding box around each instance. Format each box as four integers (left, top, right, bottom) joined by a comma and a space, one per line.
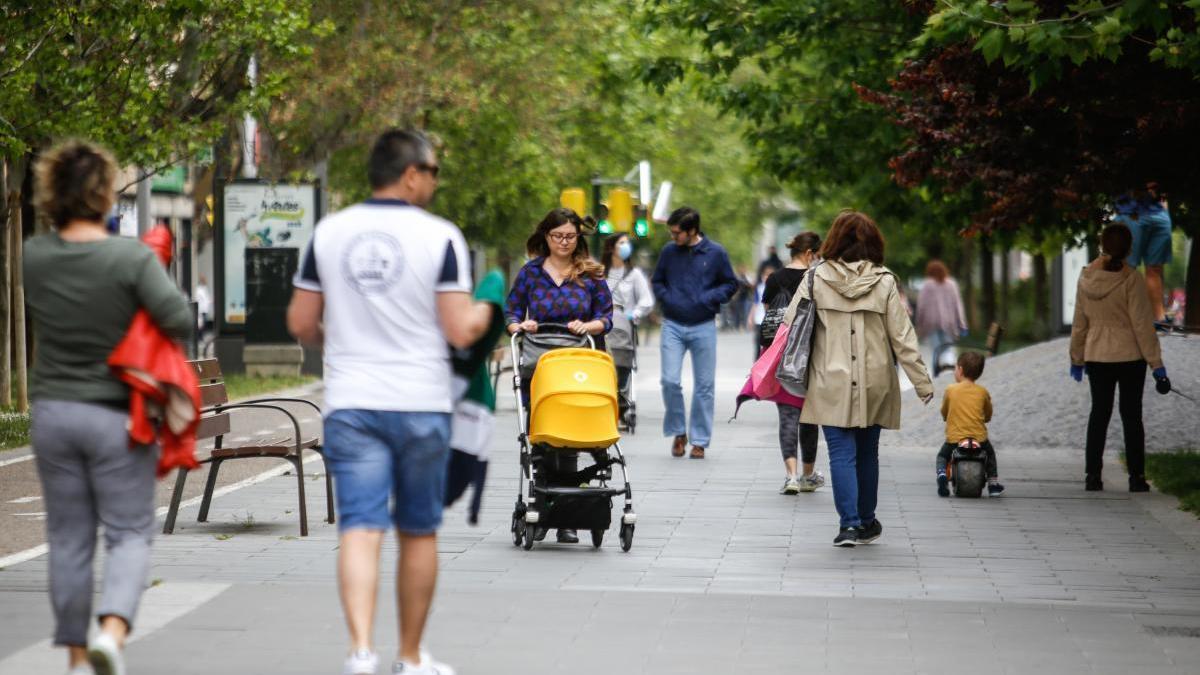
505, 257, 613, 332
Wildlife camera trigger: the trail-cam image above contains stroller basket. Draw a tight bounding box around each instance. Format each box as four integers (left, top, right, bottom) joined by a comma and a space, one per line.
529, 348, 619, 448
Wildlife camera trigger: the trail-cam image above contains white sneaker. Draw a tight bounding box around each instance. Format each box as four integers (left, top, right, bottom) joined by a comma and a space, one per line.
86, 632, 124, 675
799, 472, 825, 492
68, 666, 93, 675
344, 649, 379, 675
780, 476, 800, 495
393, 651, 455, 675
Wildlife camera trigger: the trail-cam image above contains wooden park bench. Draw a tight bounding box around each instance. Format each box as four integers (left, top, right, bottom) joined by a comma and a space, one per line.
162, 359, 334, 536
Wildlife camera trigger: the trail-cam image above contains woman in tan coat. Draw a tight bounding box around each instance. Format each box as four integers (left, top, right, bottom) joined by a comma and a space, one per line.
1069, 223, 1166, 493
796, 211, 934, 547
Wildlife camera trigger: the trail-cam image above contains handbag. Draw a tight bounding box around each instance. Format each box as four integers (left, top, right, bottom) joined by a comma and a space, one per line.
759, 287, 792, 345
775, 262, 823, 397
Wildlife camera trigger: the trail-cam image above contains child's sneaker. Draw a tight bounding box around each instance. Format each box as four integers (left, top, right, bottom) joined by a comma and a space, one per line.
987, 482, 1005, 496
393, 652, 455, 675
799, 471, 825, 492
344, 649, 378, 675
937, 473, 950, 497
780, 476, 800, 495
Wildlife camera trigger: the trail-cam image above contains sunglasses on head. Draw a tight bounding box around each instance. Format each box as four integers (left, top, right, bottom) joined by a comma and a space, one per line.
416, 162, 439, 178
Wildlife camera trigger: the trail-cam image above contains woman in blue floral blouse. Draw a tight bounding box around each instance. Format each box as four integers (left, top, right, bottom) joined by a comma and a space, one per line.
506, 207, 612, 544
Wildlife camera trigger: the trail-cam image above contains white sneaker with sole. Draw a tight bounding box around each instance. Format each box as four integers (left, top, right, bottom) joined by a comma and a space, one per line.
344, 649, 379, 675
799, 472, 825, 492
392, 651, 455, 675
86, 632, 124, 675
780, 477, 801, 495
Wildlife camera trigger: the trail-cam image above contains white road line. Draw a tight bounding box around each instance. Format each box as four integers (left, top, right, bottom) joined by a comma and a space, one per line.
12, 512, 46, 519
6, 496, 40, 504
0, 450, 320, 570
0, 581, 230, 674
0, 453, 33, 469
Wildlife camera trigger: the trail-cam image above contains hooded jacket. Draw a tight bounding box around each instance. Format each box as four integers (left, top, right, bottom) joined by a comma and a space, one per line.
796, 259, 933, 429
1069, 258, 1162, 368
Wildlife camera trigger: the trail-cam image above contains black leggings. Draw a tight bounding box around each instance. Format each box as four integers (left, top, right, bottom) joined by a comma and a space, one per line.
1085, 360, 1146, 479
776, 404, 818, 464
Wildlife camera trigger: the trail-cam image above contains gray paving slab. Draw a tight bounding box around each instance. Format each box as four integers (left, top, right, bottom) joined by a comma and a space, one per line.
2, 331, 1200, 674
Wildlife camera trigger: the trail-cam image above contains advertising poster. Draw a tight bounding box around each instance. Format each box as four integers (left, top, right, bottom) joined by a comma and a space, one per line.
222, 182, 317, 325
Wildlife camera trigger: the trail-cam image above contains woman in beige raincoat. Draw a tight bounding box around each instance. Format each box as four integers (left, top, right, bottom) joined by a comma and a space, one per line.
795, 210, 934, 547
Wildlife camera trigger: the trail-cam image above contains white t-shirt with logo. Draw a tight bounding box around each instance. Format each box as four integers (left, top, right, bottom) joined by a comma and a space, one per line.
293, 199, 471, 413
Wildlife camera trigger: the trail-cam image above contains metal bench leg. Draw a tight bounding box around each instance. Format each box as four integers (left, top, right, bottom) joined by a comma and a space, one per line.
198, 459, 223, 523
163, 468, 189, 534
322, 454, 335, 524
291, 454, 309, 536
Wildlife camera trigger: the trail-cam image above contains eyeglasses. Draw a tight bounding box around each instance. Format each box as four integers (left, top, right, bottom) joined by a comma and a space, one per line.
417, 163, 440, 178
548, 232, 578, 244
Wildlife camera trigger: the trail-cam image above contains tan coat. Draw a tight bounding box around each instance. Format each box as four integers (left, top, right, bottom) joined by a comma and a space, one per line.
1069, 258, 1163, 368
790, 259, 933, 429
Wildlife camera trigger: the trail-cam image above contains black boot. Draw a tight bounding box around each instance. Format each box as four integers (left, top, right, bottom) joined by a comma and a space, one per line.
1085, 474, 1103, 491
1129, 475, 1150, 492
556, 528, 579, 544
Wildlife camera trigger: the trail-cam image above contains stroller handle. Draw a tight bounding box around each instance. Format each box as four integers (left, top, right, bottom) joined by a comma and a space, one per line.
511, 322, 596, 350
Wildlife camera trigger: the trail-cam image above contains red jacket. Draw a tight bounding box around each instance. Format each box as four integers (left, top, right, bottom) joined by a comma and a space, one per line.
108, 225, 201, 478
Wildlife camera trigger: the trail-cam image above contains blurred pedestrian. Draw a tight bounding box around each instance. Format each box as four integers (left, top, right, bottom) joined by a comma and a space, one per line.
749, 263, 776, 356
761, 232, 824, 495
25, 140, 193, 675
287, 129, 492, 675
1069, 223, 1165, 493
194, 274, 213, 336
602, 233, 653, 427
1114, 183, 1173, 327
652, 206, 739, 459
795, 210, 933, 546
757, 244, 783, 279
916, 259, 968, 375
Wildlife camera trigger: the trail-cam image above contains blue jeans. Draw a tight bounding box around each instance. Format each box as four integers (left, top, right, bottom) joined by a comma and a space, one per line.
660, 318, 717, 447
823, 425, 882, 529
323, 409, 451, 535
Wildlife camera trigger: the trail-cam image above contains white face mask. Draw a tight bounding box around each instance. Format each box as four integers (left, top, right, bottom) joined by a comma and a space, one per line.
617, 240, 633, 261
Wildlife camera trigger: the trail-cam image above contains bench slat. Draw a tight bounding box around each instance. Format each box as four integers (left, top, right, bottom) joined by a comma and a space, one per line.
199, 382, 228, 407
196, 413, 231, 440
191, 359, 222, 381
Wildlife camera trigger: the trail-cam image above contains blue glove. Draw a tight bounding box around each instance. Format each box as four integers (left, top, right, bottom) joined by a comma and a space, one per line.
1153, 367, 1171, 395
1153, 367, 1167, 380
960, 327, 970, 338
626, 311, 637, 322
1070, 365, 1084, 382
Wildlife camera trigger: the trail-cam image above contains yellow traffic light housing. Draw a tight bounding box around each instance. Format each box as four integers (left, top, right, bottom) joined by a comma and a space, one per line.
608, 188, 633, 233
560, 187, 586, 218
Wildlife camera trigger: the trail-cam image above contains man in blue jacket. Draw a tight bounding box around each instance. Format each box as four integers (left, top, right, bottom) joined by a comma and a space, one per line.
652, 207, 739, 459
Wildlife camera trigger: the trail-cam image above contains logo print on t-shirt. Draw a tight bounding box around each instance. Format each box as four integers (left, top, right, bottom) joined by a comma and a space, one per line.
341, 231, 404, 295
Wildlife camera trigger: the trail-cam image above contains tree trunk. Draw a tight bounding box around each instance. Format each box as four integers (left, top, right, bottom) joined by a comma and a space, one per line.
999, 246, 1010, 327
980, 235, 995, 328
1, 156, 19, 410
1186, 232, 1200, 330
12, 214, 27, 413
958, 237, 976, 330
1032, 253, 1050, 340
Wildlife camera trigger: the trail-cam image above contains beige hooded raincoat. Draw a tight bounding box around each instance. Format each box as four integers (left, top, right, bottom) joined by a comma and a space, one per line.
1069, 258, 1162, 368
789, 259, 934, 429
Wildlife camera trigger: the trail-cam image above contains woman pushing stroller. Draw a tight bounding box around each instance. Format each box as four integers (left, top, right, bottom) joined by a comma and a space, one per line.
506, 208, 613, 543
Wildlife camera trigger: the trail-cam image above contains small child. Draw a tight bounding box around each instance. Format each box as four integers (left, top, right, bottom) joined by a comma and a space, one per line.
937, 351, 1004, 497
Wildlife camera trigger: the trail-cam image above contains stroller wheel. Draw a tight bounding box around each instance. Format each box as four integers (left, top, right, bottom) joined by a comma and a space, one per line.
522, 522, 536, 550
590, 528, 604, 549
619, 523, 634, 552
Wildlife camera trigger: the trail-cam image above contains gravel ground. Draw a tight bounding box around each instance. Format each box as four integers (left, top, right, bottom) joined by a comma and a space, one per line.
882, 334, 1200, 452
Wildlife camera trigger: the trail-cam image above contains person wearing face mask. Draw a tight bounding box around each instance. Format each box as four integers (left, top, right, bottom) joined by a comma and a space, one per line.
602, 234, 655, 427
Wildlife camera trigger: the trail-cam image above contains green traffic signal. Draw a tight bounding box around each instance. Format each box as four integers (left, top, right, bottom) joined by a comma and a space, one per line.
598, 219, 613, 234
634, 218, 648, 237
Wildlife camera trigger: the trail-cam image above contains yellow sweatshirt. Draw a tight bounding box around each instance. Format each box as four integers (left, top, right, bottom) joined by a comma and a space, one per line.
941, 380, 991, 443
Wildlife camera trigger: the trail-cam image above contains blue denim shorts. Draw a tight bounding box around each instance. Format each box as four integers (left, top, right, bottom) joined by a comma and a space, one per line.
1118, 212, 1173, 267
323, 409, 451, 535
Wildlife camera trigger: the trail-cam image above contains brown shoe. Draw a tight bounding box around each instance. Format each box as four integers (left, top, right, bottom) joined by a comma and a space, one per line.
689, 445, 706, 459
671, 435, 687, 457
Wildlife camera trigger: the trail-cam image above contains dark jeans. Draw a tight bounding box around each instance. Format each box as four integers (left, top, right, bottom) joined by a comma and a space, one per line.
823, 425, 882, 529
776, 404, 818, 464
1085, 360, 1147, 479
937, 440, 998, 478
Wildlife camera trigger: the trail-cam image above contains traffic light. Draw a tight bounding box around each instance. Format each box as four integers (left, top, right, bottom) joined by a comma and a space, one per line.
205, 194, 215, 226
608, 188, 633, 233
596, 202, 612, 234
560, 187, 586, 218
633, 204, 649, 237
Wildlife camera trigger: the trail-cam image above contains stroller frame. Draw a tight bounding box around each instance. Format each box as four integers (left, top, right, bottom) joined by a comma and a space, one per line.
508, 325, 636, 551
613, 322, 639, 434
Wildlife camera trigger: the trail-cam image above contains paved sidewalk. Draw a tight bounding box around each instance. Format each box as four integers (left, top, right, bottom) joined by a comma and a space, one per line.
2, 331, 1199, 674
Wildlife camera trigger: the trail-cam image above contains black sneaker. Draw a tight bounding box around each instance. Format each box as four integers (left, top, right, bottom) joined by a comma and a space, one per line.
987, 482, 1005, 496
1129, 476, 1150, 492
1085, 474, 1103, 491
833, 527, 860, 547
937, 474, 950, 497
859, 519, 883, 544
556, 528, 579, 544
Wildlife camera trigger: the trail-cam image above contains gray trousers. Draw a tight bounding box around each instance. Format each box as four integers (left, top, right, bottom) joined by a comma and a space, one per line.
32, 400, 158, 646
776, 403, 819, 464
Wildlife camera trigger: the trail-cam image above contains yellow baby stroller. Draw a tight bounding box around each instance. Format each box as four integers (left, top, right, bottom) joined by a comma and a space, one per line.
509, 324, 636, 551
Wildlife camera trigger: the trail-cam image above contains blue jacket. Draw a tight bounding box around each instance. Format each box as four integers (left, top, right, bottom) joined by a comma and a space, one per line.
651, 236, 739, 326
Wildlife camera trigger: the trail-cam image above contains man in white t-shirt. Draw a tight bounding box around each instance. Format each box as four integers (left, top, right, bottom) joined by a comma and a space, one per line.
288, 130, 491, 675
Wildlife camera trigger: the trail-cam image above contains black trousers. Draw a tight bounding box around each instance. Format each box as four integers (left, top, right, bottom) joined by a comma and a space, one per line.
1085, 360, 1146, 479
